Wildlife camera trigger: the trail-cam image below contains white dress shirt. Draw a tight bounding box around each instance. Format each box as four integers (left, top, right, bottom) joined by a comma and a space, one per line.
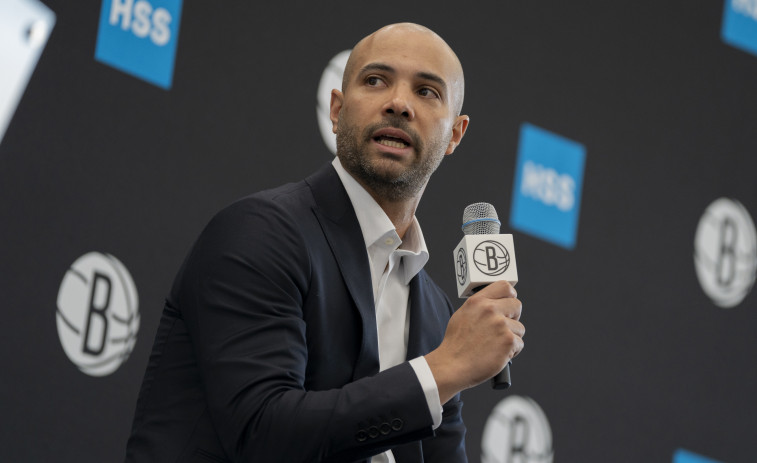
332, 158, 443, 463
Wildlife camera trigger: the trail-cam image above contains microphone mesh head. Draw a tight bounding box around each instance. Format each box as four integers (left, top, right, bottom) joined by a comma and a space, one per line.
462, 202, 501, 235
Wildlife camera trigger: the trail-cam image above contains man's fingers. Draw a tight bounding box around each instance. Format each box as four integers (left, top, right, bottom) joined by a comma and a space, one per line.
486, 296, 522, 322
464, 282, 522, 321
507, 318, 525, 338
474, 280, 517, 299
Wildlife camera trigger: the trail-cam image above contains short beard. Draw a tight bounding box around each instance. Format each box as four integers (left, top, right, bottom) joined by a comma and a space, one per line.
336, 116, 449, 202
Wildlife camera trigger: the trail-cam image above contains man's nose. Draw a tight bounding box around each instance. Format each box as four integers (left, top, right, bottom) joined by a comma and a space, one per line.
382, 85, 415, 120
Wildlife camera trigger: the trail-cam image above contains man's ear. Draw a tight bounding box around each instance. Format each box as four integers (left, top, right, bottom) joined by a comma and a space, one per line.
330, 89, 344, 134
445, 115, 470, 155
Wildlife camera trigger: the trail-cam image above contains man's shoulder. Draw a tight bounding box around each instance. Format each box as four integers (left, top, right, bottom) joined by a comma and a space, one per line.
196, 163, 339, 242
204, 183, 310, 239
229, 162, 337, 212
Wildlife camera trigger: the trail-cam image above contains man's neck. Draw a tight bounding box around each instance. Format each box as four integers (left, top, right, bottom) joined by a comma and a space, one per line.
333, 156, 425, 239
372, 194, 419, 240
347, 173, 425, 239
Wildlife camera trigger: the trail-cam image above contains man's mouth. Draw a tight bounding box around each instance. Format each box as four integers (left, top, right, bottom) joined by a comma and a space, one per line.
375, 135, 410, 149
371, 127, 413, 150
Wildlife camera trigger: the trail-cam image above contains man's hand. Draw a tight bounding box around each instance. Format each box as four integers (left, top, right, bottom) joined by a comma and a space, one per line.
425, 281, 524, 404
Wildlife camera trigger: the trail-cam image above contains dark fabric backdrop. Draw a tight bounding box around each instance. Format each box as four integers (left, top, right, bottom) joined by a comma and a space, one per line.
1, 1, 755, 462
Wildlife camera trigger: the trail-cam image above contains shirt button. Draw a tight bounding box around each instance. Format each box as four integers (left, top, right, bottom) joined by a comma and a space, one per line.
384, 238, 394, 245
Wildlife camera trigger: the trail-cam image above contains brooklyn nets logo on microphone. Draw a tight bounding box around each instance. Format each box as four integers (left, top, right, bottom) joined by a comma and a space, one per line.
56, 252, 140, 376
456, 248, 468, 285
474, 241, 510, 276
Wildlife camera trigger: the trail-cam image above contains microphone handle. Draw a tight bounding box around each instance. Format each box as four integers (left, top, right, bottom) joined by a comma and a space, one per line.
491, 361, 512, 390
472, 285, 513, 390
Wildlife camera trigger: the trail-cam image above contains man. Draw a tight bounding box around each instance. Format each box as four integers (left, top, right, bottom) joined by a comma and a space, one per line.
125, 23, 524, 463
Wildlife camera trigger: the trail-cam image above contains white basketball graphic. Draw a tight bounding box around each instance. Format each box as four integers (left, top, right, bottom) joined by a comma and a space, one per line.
481, 395, 553, 463
694, 198, 757, 308
473, 241, 510, 276
56, 252, 140, 376
316, 49, 351, 155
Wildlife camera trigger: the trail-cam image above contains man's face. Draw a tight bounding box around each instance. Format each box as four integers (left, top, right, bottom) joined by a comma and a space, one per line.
330, 26, 468, 202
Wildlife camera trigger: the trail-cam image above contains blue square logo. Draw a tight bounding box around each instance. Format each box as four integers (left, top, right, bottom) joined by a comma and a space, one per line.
673, 449, 723, 463
510, 123, 586, 249
95, 0, 183, 89
722, 0, 757, 57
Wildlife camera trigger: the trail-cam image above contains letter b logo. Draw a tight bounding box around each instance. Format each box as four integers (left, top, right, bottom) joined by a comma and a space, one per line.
473, 241, 510, 276
694, 198, 757, 308
82, 272, 112, 356
56, 253, 140, 376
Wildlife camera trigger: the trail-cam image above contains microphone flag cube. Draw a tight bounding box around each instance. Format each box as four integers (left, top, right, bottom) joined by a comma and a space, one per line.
453, 234, 518, 298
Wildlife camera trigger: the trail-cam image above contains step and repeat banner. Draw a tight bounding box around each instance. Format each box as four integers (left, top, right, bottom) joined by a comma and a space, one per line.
2, 1, 756, 462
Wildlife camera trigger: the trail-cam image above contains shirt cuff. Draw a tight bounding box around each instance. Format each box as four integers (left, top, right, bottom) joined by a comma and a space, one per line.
408, 356, 443, 429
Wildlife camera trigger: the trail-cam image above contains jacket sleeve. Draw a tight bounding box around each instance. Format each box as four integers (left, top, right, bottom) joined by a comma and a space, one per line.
421, 393, 467, 462
421, 288, 467, 462
176, 196, 436, 462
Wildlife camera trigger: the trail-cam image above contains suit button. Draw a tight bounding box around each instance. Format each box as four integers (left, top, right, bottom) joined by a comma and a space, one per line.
391, 418, 403, 431
355, 430, 367, 442
379, 422, 391, 435
368, 426, 380, 439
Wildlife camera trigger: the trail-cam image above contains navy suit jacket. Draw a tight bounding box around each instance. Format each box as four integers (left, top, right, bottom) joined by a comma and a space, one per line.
125, 163, 467, 462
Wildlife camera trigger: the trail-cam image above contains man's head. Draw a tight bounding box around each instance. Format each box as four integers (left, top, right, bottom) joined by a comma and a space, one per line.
330, 23, 469, 203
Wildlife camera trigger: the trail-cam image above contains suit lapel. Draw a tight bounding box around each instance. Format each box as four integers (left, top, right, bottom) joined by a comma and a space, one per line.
406, 271, 445, 359
306, 164, 379, 380
398, 273, 446, 462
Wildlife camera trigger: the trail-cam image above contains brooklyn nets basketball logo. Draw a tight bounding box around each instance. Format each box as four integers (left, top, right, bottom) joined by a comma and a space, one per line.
56, 252, 140, 376
481, 395, 553, 463
456, 248, 468, 285
694, 198, 757, 308
316, 49, 351, 155
474, 241, 510, 276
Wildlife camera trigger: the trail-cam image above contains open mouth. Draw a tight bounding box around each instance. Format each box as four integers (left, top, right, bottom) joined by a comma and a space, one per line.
374, 135, 410, 149
372, 128, 413, 150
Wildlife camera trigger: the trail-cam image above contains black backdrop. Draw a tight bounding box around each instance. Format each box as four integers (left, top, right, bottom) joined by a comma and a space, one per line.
1, 1, 756, 462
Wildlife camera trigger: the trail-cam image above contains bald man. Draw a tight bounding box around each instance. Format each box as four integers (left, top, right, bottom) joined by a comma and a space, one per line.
125, 23, 524, 463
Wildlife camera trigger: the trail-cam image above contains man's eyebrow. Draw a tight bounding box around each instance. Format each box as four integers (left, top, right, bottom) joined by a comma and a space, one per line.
359, 62, 395, 75
417, 71, 447, 94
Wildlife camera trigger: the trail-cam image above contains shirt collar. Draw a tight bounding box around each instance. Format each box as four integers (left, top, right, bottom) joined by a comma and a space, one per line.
397, 217, 430, 283
332, 157, 429, 283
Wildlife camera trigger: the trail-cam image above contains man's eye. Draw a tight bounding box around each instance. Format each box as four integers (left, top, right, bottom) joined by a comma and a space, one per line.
367, 76, 382, 86
418, 87, 439, 99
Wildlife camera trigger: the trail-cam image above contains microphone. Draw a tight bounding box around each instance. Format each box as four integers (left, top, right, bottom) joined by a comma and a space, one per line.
453, 202, 518, 389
